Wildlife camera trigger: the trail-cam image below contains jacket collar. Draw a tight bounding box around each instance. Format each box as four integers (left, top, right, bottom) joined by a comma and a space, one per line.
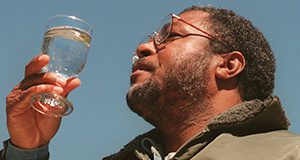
207, 96, 290, 134
154, 96, 290, 159
173, 96, 290, 159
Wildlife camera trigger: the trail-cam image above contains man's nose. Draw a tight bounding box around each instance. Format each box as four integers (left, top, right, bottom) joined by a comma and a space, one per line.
136, 41, 157, 59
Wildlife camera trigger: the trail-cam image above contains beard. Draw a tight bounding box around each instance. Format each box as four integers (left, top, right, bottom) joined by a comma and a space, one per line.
126, 51, 212, 127
126, 79, 161, 117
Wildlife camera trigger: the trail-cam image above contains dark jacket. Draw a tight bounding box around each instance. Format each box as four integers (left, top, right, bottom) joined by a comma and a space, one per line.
103, 96, 300, 160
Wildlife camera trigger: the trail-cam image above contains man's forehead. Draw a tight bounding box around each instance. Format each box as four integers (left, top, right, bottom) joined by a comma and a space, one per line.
174, 11, 211, 31
179, 10, 210, 21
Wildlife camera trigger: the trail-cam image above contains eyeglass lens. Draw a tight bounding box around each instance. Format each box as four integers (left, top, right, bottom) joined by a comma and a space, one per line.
132, 14, 173, 64
154, 14, 172, 45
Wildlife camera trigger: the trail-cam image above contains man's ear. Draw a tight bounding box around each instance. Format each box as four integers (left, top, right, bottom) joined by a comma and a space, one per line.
216, 51, 245, 80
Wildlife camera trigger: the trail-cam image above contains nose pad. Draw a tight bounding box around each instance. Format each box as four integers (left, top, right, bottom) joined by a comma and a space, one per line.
132, 51, 139, 64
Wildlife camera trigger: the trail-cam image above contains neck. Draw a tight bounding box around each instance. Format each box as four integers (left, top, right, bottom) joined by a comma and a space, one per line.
159, 115, 211, 153
157, 90, 242, 153
156, 98, 212, 153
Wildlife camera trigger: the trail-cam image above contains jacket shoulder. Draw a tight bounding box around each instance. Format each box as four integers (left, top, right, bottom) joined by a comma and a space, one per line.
192, 130, 300, 160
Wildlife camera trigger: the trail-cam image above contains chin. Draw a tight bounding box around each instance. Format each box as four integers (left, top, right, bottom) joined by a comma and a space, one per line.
126, 79, 161, 114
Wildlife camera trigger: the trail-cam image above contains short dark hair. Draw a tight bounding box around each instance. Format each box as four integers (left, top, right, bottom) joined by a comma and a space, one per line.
181, 6, 275, 101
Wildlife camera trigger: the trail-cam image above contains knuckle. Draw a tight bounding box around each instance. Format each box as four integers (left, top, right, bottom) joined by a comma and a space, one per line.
6, 94, 11, 103
25, 64, 30, 71
36, 84, 46, 91
6, 89, 24, 106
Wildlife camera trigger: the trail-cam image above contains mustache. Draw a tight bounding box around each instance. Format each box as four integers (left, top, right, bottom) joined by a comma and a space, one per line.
132, 58, 157, 73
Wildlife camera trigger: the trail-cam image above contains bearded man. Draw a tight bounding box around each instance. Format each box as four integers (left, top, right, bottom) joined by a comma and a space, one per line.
1, 5, 300, 160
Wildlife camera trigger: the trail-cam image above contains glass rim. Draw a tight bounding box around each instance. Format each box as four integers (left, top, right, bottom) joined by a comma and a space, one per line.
47, 14, 93, 34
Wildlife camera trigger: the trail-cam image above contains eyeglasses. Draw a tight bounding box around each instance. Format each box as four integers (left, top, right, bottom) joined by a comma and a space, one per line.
132, 13, 231, 64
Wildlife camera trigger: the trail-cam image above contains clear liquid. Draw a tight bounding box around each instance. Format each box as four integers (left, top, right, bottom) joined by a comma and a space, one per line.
41, 26, 91, 78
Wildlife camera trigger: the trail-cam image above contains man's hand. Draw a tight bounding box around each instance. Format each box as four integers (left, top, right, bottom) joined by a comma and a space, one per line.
6, 54, 81, 149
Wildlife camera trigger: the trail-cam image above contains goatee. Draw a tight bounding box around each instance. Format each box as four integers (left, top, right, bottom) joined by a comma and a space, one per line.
126, 51, 212, 126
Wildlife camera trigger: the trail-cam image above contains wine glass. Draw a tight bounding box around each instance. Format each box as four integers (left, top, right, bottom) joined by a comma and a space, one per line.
31, 15, 92, 117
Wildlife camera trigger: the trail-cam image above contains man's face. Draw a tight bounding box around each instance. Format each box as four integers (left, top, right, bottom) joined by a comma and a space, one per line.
126, 11, 214, 125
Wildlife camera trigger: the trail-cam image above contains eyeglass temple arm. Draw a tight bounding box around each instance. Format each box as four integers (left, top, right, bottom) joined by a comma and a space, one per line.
172, 14, 232, 51
172, 14, 218, 40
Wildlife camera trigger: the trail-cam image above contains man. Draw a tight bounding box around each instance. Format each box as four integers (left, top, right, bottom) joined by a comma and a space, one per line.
1, 5, 300, 160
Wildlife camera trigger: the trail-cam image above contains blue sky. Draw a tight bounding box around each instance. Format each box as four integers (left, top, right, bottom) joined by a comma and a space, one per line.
0, 1, 299, 159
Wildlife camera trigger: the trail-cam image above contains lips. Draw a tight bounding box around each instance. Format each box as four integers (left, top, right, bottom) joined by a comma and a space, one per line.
132, 61, 156, 73
130, 61, 156, 85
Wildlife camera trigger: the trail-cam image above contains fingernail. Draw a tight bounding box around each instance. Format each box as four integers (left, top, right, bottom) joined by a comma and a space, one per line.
56, 78, 66, 85
38, 55, 48, 61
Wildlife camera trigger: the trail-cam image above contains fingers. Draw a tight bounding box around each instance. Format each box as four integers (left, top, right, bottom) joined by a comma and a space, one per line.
7, 77, 80, 112
25, 54, 50, 77
20, 74, 80, 97
7, 54, 81, 112
24, 84, 64, 103
62, 77, 81, 97
9, 76, 80, 103
20, 72, 67, 91
6, 84, 64, 111
23, 54, 80, 95
11, 78, 80, 110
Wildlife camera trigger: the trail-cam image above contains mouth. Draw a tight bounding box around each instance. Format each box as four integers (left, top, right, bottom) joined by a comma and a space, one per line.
132, 61, 156, 73
130, 61, 156, 85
